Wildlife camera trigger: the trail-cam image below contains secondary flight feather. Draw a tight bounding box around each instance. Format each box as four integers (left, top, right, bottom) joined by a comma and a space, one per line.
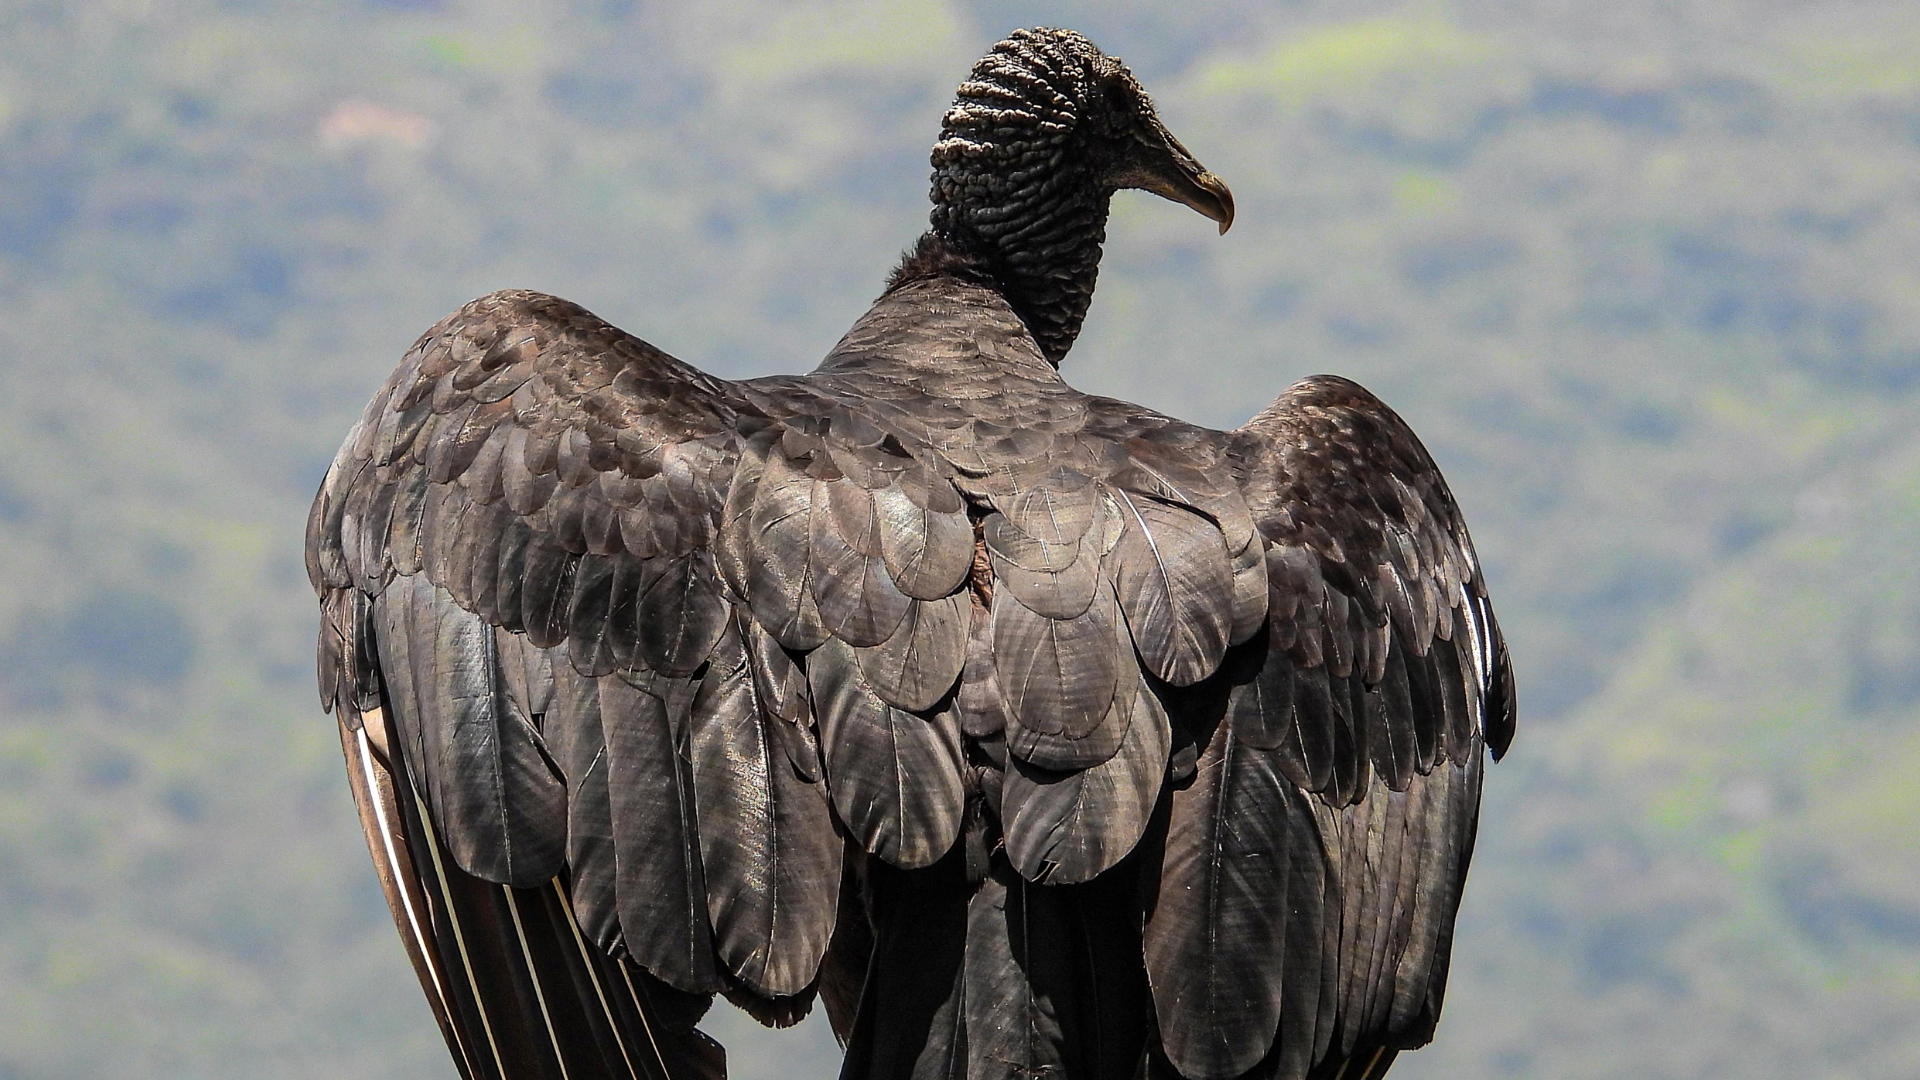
308, 27, 1515, 1080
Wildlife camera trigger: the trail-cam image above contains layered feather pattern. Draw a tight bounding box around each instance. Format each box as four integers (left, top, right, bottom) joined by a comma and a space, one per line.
309, 277, 1511, 1079
1139, 375, 1514, 1080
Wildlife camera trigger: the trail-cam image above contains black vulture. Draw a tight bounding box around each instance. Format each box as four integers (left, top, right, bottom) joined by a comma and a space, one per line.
307, 27, 1515, 1080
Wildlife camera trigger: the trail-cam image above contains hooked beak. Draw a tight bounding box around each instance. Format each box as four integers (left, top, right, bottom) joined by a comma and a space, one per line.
1116, 124, 1235, 234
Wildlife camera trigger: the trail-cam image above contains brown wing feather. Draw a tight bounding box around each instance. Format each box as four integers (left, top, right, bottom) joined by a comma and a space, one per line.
308, 291, 850, 1037
1143, 374, 1514, 1080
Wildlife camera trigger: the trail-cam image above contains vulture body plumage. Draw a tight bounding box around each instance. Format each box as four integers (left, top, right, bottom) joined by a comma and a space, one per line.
308, 28, 1515, 1080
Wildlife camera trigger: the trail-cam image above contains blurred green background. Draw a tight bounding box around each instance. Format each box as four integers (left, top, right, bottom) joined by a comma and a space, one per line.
4, 0, 1920, 1076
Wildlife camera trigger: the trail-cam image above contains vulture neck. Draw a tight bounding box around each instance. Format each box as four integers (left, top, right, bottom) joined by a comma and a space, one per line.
903, 185, 1113, 367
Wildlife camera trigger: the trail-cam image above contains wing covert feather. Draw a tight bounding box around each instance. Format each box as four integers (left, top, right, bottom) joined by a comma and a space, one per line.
1108, 491, 1233, 687
598, 672, 720, 992
1000, 669, 1171, 884
375, 574, 567, 888
807, 637, 967, 869
1145, 711, 1311, 1079
687, 618, 841, 997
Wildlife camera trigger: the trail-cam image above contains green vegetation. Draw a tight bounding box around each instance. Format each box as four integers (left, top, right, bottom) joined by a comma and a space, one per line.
4, 1, 1920, 1076
1188, 13, 1499, 106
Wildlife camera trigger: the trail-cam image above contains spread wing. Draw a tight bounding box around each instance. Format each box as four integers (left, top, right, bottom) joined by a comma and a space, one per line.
307, 290, 982, 1079
1141, 374, 1515, 1080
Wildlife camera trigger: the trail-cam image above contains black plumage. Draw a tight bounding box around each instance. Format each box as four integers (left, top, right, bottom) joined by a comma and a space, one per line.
308, 26, 1514, 1080
688, 617, 840, 998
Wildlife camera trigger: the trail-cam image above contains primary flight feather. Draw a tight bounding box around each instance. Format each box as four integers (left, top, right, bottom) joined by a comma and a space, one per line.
308, 27, 1515, 1080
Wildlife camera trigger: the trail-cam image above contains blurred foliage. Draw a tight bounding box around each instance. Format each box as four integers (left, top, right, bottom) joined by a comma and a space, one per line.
3, 0, 1920, 1077
1190, 13, 1498, 105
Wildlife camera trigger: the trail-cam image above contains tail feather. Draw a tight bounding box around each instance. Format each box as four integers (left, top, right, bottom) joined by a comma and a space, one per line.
1316, 1047, 1397, 1080
815, 859, 873, 1047
961, 866, 1068, 1079
398, 735, 554, 1079
341, 714, 476, 1078
836, 849, 972, 1080
837, 838, 1153, 1080
1151, 1042, 1399, 1080
969, 864, 1154, 1080
340, 708, 726, 1080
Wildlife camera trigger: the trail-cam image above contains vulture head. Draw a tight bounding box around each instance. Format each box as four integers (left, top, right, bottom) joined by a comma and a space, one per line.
914, 28, 1234, 363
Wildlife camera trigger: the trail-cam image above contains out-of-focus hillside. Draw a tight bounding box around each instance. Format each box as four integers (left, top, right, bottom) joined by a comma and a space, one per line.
1411, 410, 1920, 1079
2, 1, 1919, 1077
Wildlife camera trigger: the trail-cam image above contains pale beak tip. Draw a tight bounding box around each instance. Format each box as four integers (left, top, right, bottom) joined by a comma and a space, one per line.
1204, 175, 1235, 235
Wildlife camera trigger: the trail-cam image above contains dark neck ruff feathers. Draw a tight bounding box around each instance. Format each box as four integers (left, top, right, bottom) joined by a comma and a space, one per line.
886, 233, 993, 294
898, 30, 1114, 365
